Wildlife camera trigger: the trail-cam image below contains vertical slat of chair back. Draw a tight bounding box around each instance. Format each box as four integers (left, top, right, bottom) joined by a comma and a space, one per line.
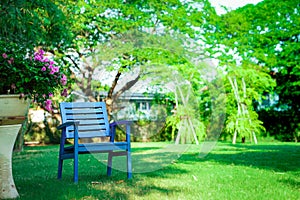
59, 102, 110, 139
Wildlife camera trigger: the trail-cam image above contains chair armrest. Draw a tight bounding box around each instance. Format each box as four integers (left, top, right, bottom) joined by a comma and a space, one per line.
110, 120, 132, 127
57, 121, 80, 130
110, 120, 132, 136
109, 120, 132, 142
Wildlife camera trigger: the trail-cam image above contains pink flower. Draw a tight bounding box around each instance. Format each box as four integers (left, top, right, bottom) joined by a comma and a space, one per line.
7, 57, 14, 64
45, 99, 52, 112
2, 53, 7, 59
54, 66, 59, 72
61, 88, 68, 97
48, 93, 53, 97
41, 66, 46, 71
50, 66, 59, 74
60, 74, 67, 85
39, 49, 45, 55
35, 55, 42, 61
34, 51, 42, 61
48, 65, 54, 72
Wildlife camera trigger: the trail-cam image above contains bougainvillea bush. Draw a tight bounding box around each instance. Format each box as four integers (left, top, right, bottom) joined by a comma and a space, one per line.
0, 41, 68, 111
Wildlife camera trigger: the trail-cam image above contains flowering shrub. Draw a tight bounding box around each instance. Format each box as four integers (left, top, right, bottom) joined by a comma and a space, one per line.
0, 41, 68, 111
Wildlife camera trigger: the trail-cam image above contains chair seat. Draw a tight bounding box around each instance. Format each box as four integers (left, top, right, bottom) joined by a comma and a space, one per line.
64, 142, 129, 153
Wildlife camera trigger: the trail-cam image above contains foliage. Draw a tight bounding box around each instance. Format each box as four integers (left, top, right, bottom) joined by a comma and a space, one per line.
56, 0, 217, 97
258, 109, 300, 142
165, 109, 181, 141
203, 0, 300, 142
4, 0, 299, 143
0, 41, 68, 111
0, 0, 72, 49
165, 103, 205, 143
225, 109, 265, 139
40, 0, 222, 144
0, 0, 75, 113
223, 66, 275, 142
24, 111, 61, 144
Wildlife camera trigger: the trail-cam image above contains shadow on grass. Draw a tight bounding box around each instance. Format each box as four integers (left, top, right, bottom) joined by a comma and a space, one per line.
278, 177, 300, 190
16, 175, 182, 200
13, 145, 188, 200
181, 143, 300, 172
13, 143, 300, 199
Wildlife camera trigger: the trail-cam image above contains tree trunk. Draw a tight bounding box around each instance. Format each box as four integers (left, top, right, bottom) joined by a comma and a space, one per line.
253, 132, 258, 144
77, 65, 95, 100
105, 67, 125, 121
232, 121, 238, 144
188, 117, 199, 145
105, 66, 140, 121
228, 77, 240, 144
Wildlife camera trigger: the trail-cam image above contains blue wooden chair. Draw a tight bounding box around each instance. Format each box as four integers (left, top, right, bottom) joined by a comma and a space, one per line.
57, 102, 132, 182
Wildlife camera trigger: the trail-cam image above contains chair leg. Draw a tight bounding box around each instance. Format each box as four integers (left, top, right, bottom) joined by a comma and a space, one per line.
58, 158, 63, 179
107, 151, 113, 176
58, 142, 65, 180
74, 153, 79, 183
127, 150, 132, 179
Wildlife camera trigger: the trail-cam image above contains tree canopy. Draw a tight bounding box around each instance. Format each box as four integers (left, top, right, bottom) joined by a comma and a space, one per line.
1, 0, 299, 143
204, 0, 300, 141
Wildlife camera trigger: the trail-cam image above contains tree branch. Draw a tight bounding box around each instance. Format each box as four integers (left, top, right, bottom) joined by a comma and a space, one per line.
113, 73, 140, 100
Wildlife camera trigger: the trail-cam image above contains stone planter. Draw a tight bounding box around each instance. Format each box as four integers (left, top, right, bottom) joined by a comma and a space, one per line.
0, 94, 30, 125
0, 95, 30, 199
0, 124, 22, 199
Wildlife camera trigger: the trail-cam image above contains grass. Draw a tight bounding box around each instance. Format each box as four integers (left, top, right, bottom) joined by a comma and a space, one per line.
12, 142, 300, 200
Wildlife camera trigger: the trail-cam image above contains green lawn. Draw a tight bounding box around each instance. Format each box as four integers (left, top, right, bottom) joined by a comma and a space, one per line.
12, 142, 300, 200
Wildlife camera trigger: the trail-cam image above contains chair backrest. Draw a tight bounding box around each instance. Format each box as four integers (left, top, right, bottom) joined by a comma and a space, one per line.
59, 102, 110, 139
